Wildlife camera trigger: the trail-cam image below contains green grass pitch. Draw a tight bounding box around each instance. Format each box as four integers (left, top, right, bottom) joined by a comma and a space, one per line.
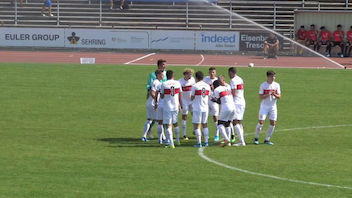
0, 62, 351, 198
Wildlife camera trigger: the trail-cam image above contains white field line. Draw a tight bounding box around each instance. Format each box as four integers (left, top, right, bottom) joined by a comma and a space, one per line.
196, 54, 205, 66
198, 124, 352, 190
124, 53, 156, 65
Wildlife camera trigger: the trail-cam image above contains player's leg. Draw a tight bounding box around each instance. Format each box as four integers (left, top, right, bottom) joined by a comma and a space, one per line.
264, 107, 278, 145
202, 113, 209, 147
326, 41, 332, 56
339, 42, 345, 57
181, 104, 190, 140
173, 111, 180, 146
209, 102, 220, 141
232, 104, 246, 146
142, 104, 155, 142
163, 110, 175, 148
156, 107, 165, 144
192, 111, 202, 147
254, 106, 268, 144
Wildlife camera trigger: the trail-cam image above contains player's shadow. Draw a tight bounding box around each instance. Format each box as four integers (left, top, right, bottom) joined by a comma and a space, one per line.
97, 137, 162, 148
97, 137, 200, 148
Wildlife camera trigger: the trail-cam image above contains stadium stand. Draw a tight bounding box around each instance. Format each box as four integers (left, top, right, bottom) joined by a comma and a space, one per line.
0, 0, 351, 38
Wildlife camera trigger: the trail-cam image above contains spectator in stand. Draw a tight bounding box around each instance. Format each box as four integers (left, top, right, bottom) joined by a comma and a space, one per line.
328, 24, 345, 57
296, 25, 306, 56
264, 33, 279, 59
41, 0, 53, 17
305, 24, 318, 51
110, 0, 125, 10
317, 26, 331, 56
344, 26, 352, 57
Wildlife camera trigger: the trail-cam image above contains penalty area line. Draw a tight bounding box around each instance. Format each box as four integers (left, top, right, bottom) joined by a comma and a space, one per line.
198, 124, 352, 190
124, 53, 156, 65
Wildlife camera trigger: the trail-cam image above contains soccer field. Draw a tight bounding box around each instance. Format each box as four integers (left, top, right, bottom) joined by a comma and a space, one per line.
0, 62, 351, 198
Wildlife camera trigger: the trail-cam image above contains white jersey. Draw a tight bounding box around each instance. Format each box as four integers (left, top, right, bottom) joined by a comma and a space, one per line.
259, 81, 281, 107
230, 75, 245, 106
179, 77, 195, 105
204, 76, 218, 100
161, 79, 182, 111
191, 81, 211, 112
214, 84, 235, 111
151, 79, 163, 107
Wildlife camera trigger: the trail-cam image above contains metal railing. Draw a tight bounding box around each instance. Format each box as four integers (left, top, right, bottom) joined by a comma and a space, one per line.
7, 0, 351, 28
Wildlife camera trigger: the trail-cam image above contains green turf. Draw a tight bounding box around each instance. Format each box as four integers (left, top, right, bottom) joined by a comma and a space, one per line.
0, 62, 351, 198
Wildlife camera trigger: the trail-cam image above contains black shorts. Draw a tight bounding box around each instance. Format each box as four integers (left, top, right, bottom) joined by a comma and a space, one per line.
319, 40, 329, 45
331, 41, 343, 46
307, 40, 316, 45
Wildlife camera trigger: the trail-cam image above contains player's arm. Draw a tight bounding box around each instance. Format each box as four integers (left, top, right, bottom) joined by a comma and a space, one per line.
259, 93, 270, 100
272, 91, 281, 99
153, 91, 159, 110
191, 87, 195, 101
178, 92, 182, 110
231, 89, 237, 97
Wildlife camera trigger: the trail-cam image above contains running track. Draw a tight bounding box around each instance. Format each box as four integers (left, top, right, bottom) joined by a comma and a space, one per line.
0, 50, 351, 69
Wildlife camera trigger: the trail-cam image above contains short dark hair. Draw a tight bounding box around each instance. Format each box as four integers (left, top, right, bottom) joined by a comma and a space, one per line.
209, 67, 216, 71
300, 25, 305, 28
267, 70, 276, 76
166, 70, 173, 80
228, 67, 237, 74
320, 26, 325, 30
337, 24, 342, 28
213, 80, 220, 89
155, 69, 163, 76
311, 24, 315, 27
195, 71, 204, 81
157, 59, 166, 67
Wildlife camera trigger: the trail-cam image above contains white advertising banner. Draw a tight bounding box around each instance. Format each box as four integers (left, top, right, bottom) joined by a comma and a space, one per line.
0, 27, 240, 51
0, 27, 65, 47
150, 30, 195, 50
64, 29, 149, 49
195, 31, 240, 51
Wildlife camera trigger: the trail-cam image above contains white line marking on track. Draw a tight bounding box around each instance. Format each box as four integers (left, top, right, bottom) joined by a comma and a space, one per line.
124, 53, 156, 65
199, 124, 352, 190
196, 54, 205, 66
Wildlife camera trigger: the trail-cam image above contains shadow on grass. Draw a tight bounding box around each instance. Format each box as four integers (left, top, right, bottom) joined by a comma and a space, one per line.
97, 137, 204, 148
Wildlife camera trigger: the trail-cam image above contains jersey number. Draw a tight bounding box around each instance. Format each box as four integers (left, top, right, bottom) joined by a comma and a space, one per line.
202, 88, 206, 97
171, 86, 175, 96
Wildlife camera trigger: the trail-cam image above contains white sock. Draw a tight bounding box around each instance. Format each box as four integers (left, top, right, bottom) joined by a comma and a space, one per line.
182, 120, 187, 137
226, 127, 231, 139
234, 124, 245, 144
218, 124, 229, 141
167, 127, 174, 146
157, 124, 164, 143
147, 120, 155, 134
230, 122, 234, 136
255, 123, 263, 139
142, 120, 152, 138
195, 128, 201, 144
265, 125, 276, 141
203, 127, 209, 143
214, 122, 219, 137
174, 126, 180, 143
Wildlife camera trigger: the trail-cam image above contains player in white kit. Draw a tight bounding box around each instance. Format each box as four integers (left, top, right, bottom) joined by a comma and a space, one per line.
213, 75, 236, 147
228, 67, 246, 146
203, 67, 220, 141
191, 71, 211, 148
152, 70, 166, 145
179, 68, 195, 141
161, 70, 182, 148
254, 70, 281, 145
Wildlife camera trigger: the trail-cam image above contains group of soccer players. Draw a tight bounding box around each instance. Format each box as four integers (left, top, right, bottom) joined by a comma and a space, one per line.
142, 59, 281, 148
296, 24, 352, 57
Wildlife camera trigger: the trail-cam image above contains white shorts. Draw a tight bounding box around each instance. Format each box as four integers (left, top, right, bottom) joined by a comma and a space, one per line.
192, 111, 209, 124
219, 108, 236, 122
233, 104, 245, 121
259, 105, 277, 121
163, 110, 179, 125
181, 102, 192, 115
156, 106, 163, 121
208, 101, 219, 117
146, 103, 156, 120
